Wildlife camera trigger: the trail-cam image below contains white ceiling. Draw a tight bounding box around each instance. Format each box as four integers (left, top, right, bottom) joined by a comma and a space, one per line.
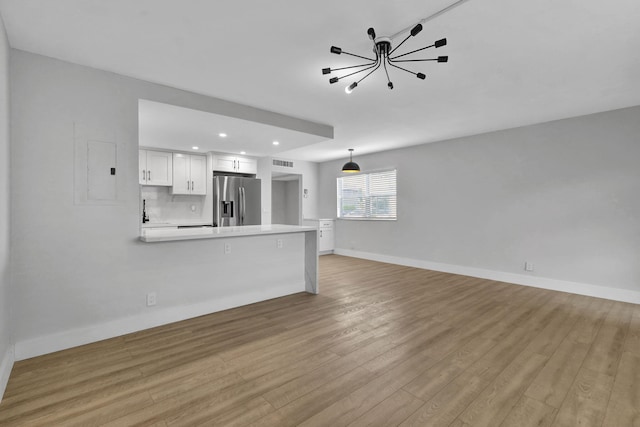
1, 0, 639, 162
138, 99, 328, 157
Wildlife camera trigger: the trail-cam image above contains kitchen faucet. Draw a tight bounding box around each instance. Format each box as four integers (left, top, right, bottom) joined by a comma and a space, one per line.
142, 199, 150, 223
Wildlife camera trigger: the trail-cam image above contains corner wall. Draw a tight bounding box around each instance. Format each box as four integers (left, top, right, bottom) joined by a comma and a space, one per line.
0, 14, 13, 401
319, 106, 640, 303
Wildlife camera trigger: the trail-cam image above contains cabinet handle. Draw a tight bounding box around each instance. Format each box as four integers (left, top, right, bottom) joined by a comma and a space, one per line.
147, 171, 151, 181
187, 180, 190, 190
192, 181, 194, 191
320, 230, 323, 238
142, 170, 146, 181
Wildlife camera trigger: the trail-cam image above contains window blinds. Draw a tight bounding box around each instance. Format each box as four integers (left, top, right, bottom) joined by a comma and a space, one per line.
337, 169, 397, 219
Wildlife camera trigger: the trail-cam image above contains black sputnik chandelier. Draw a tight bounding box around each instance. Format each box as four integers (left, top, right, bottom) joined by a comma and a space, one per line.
323, 0, 469, 93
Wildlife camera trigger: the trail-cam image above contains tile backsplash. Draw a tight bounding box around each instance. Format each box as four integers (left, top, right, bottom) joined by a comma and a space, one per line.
142, 187, 210, 224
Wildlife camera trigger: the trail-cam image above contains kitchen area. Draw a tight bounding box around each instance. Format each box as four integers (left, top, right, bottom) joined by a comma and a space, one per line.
135, 99, 338, 309
137, 99, 335, 258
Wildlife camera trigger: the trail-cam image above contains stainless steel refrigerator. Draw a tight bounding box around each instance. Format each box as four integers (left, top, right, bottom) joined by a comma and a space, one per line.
213, 176, 262, 227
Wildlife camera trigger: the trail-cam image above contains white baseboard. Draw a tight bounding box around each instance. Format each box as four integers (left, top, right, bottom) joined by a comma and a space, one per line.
0, 344, 15, 403
334, 249, 640, 305
15, 282, 305, 361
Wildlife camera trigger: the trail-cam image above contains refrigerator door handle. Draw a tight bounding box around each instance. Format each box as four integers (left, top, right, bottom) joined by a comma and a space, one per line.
238, 187, 243, 226
241, 187, 246, 225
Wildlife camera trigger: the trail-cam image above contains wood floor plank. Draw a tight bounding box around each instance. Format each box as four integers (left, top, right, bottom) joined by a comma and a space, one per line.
457, 351, 548, 427
297, 349, 437, 426
601, 351, 640, 427
347, 389, 424, 427
498, 396, 557, 427
623, 309, 640, 356
524, 338, 590, 408
275, 367, 377, 426
552, 367, 614, 427
1, 255, 638, 426
581, 301, 633, 376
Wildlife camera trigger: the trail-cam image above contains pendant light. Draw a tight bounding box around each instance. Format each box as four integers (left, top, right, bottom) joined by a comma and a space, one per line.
342, 149, 360, 173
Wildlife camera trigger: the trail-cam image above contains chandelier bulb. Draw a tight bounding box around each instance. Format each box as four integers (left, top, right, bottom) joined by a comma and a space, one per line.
345, 82, 358, 94
388, 82, 394, 90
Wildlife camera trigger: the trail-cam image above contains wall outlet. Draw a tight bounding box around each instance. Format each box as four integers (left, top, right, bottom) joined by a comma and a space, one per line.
524, 261, 534, 272
224, 243, 231, 254
277, 239, 283, 249
146, 292, 157, 307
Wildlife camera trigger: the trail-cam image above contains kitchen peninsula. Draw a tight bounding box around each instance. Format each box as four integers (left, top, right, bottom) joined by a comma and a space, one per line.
140, 224, 318, 294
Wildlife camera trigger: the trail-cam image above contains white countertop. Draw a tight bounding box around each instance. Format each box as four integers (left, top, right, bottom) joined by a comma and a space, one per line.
142, 220, 213, 229
140, 224, 316, 243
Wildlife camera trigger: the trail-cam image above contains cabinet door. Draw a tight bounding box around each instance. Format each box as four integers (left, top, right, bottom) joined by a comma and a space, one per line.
319, 228, 334, 252
146, 150, 173, 186
236, 156, 257, 174
189, 155, 207, 195
213, 155, 237, 173
139, 150, 147, 184
172, 153, 190, 194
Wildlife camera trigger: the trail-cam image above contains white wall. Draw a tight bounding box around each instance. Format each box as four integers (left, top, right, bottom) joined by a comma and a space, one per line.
272, 180, 301, 225
9, 50, 321, 360
272, 159, 319, 220
319, 106, 640, 302
0, 14, 13, 401
271, 181, 287, 224
260, 158, 320, 225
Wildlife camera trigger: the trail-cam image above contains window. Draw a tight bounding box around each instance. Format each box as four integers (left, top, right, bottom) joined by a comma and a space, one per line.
337, 169, 397, 220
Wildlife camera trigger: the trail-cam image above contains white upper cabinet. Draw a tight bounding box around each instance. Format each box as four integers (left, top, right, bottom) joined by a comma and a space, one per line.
139, 150, 173, 186
213, 153, 257, 174
172, 153, 207, 195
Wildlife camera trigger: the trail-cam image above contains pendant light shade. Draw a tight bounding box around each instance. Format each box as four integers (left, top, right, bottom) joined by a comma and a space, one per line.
342, 149, 360, 173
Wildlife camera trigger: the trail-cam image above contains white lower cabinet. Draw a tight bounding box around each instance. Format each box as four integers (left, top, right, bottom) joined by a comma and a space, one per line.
302, 219, 335, 253
172, 153, 207, 195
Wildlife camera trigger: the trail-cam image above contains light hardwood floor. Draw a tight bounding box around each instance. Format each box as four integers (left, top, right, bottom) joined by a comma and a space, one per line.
1, 255, 639, 426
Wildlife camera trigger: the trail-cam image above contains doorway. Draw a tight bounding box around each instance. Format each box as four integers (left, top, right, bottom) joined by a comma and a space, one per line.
271, 173, 302, 225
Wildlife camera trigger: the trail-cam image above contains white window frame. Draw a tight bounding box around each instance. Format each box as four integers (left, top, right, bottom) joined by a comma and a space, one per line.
337, 169, 397, 220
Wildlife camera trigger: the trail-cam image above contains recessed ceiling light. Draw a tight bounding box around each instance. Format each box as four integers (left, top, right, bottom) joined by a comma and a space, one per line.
240, 151, 246, 155
219, 133, 227, 137
192, 146, 199, 150
273, 141, 280, 146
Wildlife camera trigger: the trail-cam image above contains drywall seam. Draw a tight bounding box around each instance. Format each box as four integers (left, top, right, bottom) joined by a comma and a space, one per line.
334, 249, 640, 304
14, 282, 304, 361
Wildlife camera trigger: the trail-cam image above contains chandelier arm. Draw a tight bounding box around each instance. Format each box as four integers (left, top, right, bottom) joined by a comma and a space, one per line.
389, 58, 438, 63
388, 34, 411, 56
383, 57, 392, 85
336, 59, 380, 82
390, 44, 435, 60
355, 58, 383, 84
341, 50, 376, 62
389, 0, 471, 40
330, 62, 378, 73
387, 61, 421, 77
